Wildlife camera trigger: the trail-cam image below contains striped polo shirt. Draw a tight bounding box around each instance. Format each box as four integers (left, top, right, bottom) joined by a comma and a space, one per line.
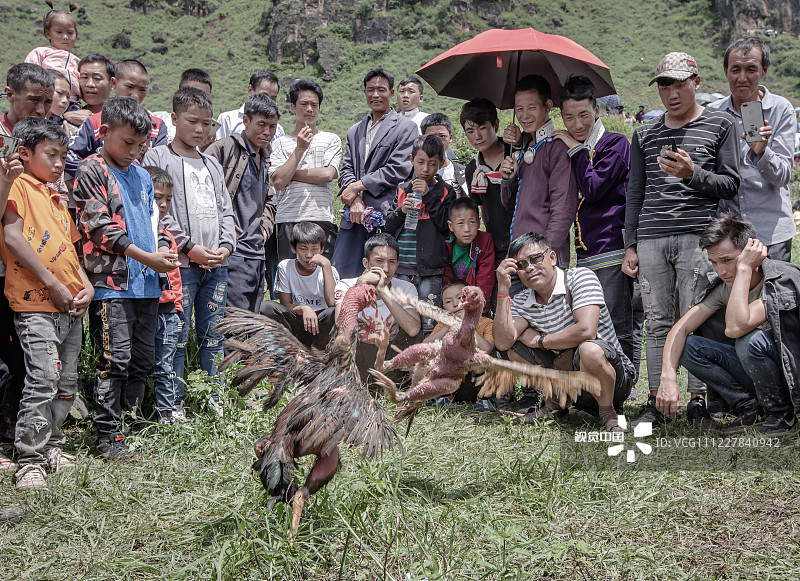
510, 267, 625, 357
624, 108, 740, 247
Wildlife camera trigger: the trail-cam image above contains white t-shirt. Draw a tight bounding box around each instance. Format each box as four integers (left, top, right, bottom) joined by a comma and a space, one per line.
274, 259, 340, 312
334, 277, 417, 343
183, 157, 220, 251
269, 131, 342, 223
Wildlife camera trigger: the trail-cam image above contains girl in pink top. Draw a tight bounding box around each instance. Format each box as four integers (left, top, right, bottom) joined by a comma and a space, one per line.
24, 4, 81, 103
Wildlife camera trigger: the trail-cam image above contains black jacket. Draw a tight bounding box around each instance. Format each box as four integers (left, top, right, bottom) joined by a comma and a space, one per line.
385, 177, 454, 276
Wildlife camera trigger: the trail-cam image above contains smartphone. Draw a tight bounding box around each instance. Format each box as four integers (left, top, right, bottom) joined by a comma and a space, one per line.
741, 100, 765, 143
0, 134, 19, 158
656, 137, 678, 159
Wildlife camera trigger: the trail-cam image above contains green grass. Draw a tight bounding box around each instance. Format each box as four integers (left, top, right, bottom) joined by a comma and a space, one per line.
2, 370, 800, 580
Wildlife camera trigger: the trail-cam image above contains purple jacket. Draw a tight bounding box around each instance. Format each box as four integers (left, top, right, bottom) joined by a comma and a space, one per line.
571, 131, 630, 262
338, 109, 417, 230
500, 138, 578, 262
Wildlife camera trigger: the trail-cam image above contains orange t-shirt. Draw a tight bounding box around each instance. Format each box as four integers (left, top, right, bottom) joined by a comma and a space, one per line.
0, 173, 84, 312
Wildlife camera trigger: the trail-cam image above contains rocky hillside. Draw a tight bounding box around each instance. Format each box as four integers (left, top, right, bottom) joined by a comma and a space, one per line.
2, 0, 800, 139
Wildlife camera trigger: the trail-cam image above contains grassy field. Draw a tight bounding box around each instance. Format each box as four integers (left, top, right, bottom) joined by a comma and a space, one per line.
1, 367, 800, 580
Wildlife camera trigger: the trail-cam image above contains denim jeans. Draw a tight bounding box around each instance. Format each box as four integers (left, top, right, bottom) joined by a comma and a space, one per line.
680, 330, 791, 415
153, 312, 182, 419
226, 254, 265, 313
394, 273, 442, 335
174, 265, 228, 381
89, 298, 158, 438
637, 234, 711, 394
14, 312, 82, 467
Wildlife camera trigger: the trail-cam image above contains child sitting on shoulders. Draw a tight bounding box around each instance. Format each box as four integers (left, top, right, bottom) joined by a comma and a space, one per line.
443, 196, 495, 313
424, 280, 495, 411
261, 222, 339, 350
25, 4, 81, 103
384, 134, 455, 335
142, 165, 185, 424
1, 118, 93, 489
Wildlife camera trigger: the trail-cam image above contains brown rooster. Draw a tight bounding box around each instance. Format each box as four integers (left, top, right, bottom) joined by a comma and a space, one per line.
216, 285, 402, 537
369, 285, 602, 425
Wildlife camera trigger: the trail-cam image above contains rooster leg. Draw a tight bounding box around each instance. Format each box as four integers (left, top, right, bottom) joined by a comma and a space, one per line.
382, 343, 441, 372
288, 490, 306, 547
288, 449, 341, 543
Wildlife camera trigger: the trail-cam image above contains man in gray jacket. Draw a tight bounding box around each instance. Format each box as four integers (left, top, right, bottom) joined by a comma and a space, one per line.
205, 94, 279, 312
332, 68, 417, 278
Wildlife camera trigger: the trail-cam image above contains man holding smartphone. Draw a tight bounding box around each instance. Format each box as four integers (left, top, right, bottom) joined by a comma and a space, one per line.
622, 52, 741, 428
709, 37, 796, 261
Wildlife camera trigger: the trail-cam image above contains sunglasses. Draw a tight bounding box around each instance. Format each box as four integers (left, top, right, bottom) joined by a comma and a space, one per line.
516, 252, 547, 270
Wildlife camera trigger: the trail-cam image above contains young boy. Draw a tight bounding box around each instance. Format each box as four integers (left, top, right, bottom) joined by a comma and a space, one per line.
442, 197, 495, 313
460, 98, 511, 264
421, 113, 467, 197
142, 165, 184, 424
1, 117, 93, 489
260, 222, 339, 350
424, 280, 495, 409
384, 134, 455, 334
141, 88, 236, 400
205, 93, 279, 312
397, 76, 428, 130
499, 74, 578, 265
73, 97, 179, 461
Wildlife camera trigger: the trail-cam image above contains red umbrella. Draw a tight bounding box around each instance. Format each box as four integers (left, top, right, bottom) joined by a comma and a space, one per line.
416, 28, 615, 109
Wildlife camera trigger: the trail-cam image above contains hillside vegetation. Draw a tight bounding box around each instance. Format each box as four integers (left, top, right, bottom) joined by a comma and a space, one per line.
3, 0, 800, 142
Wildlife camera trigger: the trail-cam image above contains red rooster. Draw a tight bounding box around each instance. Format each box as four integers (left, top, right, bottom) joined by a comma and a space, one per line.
217, 284, 402, 536
370, 285, 602, 425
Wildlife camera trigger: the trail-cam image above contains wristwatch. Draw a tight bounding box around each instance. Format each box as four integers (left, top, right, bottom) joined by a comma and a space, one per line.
537, 333, 546, 349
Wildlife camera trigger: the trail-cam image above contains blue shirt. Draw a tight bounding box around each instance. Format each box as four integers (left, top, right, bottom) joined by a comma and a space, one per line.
94, 164, 161, 300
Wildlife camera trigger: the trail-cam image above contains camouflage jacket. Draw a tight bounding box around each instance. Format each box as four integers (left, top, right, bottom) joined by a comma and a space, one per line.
72, 152, 169, 291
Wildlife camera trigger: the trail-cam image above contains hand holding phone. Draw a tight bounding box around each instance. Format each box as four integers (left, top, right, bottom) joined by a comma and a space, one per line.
656, 137, 678, 160
0, 134, 20, 158
741, 101, 765, 143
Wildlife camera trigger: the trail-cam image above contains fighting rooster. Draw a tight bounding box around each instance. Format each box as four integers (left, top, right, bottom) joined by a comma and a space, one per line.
370, 285, 602, 424
216, 285, 401, 536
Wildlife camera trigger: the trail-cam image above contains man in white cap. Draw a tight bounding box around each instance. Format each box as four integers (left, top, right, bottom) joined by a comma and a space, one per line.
708, 36, 796, 262
622, 51, 741, 428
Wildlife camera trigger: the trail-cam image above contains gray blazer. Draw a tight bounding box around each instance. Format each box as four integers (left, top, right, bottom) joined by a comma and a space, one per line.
338, 108, 417, 228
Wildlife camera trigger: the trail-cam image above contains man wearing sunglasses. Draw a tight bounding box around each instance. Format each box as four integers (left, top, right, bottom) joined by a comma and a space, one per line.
494, 232, 636, 431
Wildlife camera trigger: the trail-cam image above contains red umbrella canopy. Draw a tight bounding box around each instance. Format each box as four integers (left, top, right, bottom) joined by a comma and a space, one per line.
416, 28, 616, 109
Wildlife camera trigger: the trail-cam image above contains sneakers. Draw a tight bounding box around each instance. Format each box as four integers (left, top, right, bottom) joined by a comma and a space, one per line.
172, 405, 187, 422
721, 408, 762, 434
157, 415, 174, 425
476, 398, 495, 412
756, 411, 797, 437
631, 395, 667, 427
209, 397, 224, 418
15, 464, 46, 490
499, 394, 541, 417
45, 448, 76, 473
0, 451, 16, 473
433, 395, 453, 407
686, 396, 715, 430
96, 435, 139, 462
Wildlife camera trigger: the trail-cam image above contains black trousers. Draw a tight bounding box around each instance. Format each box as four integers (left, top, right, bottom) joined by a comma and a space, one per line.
88, 298, 158, 440
0, 277, 25, 444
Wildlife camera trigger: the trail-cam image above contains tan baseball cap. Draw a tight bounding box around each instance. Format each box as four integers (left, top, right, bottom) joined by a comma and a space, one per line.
649, 52, 699, 86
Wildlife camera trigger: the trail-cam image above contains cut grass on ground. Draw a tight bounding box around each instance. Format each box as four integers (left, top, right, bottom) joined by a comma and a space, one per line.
1, 376, 799, 580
